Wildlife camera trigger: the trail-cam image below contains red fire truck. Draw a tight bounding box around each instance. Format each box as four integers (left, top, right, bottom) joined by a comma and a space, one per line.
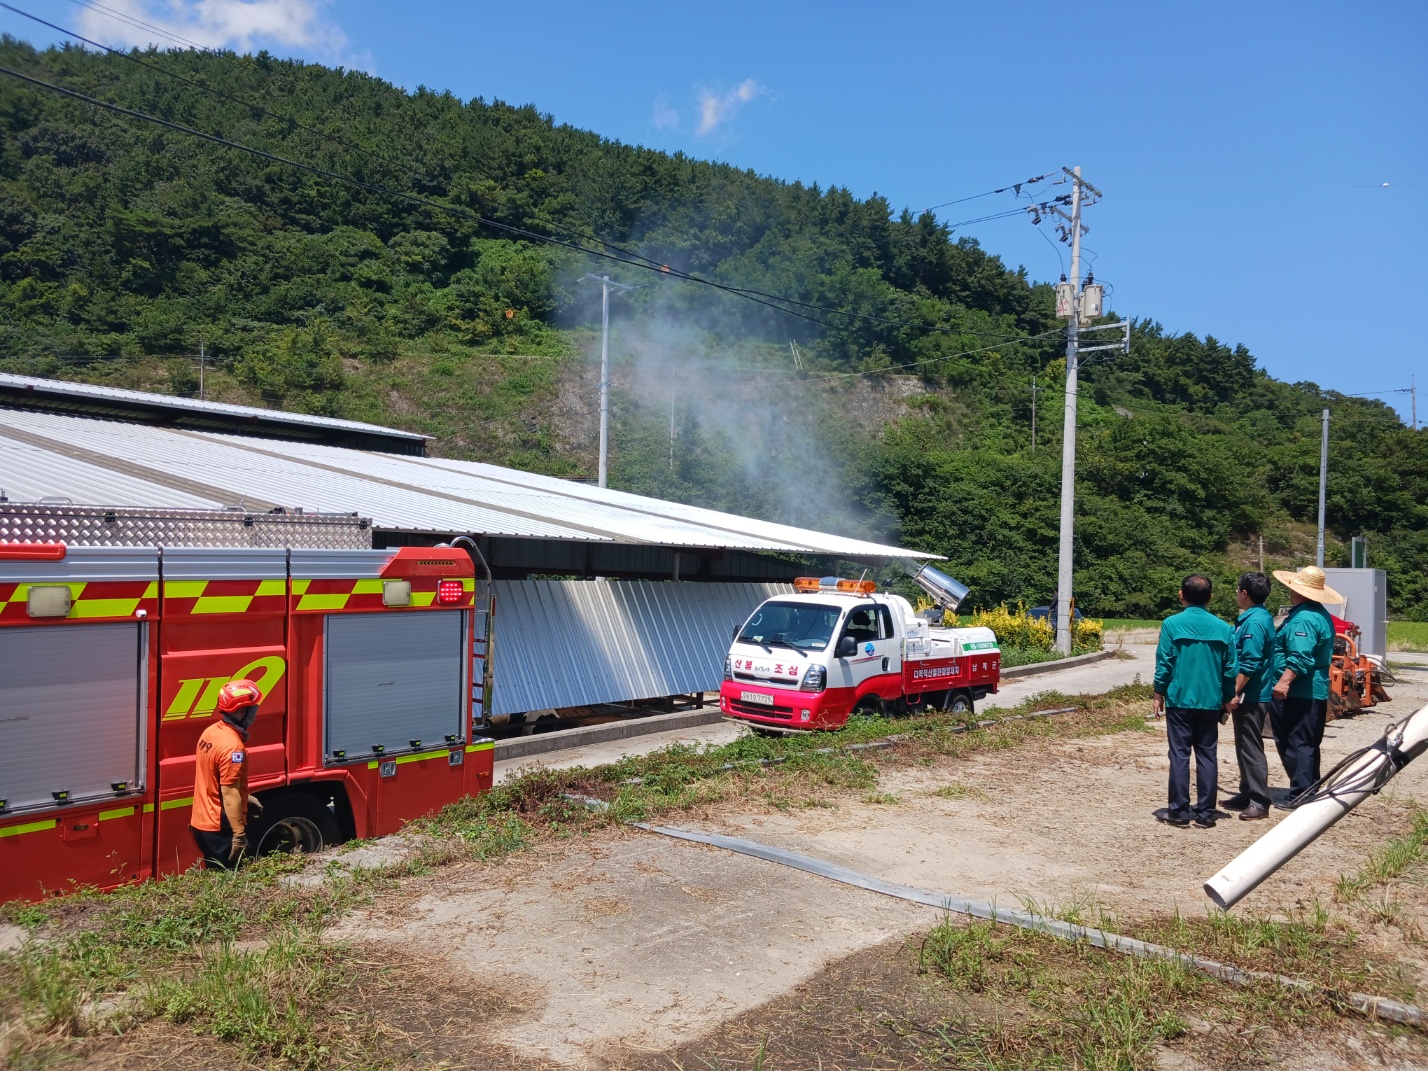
0, 511, 494, 903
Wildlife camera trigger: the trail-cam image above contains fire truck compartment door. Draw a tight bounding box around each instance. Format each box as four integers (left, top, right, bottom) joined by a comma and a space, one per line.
0, 623, 146, 813
323, 611, 466, 762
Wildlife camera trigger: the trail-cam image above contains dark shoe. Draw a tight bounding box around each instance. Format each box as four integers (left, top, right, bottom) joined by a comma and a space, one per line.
1155, 807, 1190, 827
1193, 812, 1217, 828
1220, 794, 1252, 811
1239, 802, 1269, 821
1273, 799, 1298, 812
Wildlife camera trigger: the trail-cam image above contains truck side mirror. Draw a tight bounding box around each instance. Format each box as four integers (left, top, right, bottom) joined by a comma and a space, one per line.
836, 635, 857, 659
731, 623, 741, 642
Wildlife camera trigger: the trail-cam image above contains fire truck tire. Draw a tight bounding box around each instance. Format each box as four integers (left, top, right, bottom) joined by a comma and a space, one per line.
250, 793, 340, 857
947, 691, 975, 716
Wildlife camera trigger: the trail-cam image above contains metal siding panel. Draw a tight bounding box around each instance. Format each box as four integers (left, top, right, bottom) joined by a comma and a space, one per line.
489, 580, 790, 715
162, 548, 287, 580
0, 623, 144, 812
323, 611, 465, 760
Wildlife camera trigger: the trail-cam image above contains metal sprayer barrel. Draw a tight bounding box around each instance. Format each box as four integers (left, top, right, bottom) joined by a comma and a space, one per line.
911, 564, 970, 612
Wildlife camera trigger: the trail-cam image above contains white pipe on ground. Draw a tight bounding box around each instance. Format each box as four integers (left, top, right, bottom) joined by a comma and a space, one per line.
1205, 702, 1428, 910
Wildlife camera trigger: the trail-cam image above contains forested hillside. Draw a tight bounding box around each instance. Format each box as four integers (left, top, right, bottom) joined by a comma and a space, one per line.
0, 40, 1423, 617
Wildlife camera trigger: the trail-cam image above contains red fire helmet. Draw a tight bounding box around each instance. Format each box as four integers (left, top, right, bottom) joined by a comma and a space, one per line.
216, 678, 263, 715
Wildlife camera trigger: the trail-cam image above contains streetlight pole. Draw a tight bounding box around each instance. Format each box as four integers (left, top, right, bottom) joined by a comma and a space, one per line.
579, 274, 635, 488
1316, 408, 1330, 567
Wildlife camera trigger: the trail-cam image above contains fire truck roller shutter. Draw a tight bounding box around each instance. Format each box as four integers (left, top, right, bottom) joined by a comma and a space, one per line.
323, 610, 466, 762
0, 623, 145, 813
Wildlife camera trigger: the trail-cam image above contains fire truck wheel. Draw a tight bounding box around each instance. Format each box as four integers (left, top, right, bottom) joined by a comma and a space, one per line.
250, 793, 340, 857
947, 691, 975, 717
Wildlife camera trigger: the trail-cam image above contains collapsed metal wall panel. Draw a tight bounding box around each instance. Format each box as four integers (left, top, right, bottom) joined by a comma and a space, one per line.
490, 580, 791, 716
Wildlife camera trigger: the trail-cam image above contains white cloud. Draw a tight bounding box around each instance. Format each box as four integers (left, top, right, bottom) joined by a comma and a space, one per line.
651, 91, 679, 131
75, 0, 359, 66
694, 78, 764, 136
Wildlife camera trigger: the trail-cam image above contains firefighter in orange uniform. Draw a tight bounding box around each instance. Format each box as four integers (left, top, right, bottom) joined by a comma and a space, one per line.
190, 679, 263, 868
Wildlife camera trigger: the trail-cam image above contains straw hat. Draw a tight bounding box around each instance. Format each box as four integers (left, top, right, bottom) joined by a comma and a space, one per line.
1271, 565, 1343, 605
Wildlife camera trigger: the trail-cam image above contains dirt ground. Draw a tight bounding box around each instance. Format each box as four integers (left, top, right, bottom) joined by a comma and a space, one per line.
324, 653, 1428, 1067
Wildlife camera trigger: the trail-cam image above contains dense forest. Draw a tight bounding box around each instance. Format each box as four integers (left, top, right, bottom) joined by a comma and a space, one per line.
0, 40, 1422, 618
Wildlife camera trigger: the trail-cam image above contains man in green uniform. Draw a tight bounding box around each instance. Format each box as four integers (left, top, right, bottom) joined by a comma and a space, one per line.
1223, 572, 1276, 821
1153, 574, 1237, 827
1270, 566, 1341, 807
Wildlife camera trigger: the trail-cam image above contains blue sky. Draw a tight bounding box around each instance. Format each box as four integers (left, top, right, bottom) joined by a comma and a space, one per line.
4, 1, 1425, 422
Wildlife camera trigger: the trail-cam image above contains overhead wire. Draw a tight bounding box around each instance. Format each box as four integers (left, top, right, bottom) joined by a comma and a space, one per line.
59, 0, 207, 51
921, 171, 1057, 214
0, 34, 1052, 343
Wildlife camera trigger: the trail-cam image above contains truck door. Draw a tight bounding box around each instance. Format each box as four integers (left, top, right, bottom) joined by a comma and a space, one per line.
0, 545, 158, 901
324, 609, 469, 837
834, 603, 901, 704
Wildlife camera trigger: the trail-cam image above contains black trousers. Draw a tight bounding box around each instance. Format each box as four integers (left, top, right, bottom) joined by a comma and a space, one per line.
1271, 696, 1327, 797
1231, 701, 1273, 806
1167, 707, 1219, 819
190, 825, 236, 871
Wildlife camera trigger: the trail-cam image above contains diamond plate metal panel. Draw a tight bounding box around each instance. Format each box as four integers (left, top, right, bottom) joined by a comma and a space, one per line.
0, 504, 371, 549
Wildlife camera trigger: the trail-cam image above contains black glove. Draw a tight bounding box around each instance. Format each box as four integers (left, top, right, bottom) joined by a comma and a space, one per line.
229, 831, 249, 862
247, 796, 264, 816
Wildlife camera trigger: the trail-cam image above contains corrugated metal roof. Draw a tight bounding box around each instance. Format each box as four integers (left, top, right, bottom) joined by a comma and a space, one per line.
0, 372, 426, 446
0, 401, 936, 560
489, 579, 789, 715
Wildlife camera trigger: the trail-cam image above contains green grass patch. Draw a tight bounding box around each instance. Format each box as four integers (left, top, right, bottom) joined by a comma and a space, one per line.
1100, 618, 1164, 632
1389, 621, 1428, 651
917, 916, 1336, 1070
1336, 808, 1428, 904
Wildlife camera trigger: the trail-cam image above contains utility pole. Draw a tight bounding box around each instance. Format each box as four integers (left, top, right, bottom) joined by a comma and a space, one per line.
579, 274, 635, 487
1316, 407, 1329, 568
1259, 534, 1265, 575
1048, 166, 1106, 655
669, 392, 676, 471
198, 338, 205, 400
1413, 374, 1418, 431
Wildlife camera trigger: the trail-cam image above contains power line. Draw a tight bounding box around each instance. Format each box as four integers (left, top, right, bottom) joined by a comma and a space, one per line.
60, 0, 208, 51
922, 171, 1057, 214
0, 3, 431, 188
0, 57, 1055, 345
1, 2, 1063, 345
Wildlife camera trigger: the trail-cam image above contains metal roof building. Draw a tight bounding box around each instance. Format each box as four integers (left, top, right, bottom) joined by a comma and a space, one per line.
0, 376, 931, 581
0, 375, 934, 715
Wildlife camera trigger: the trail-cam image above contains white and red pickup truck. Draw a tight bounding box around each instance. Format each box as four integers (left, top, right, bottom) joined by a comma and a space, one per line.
719, 570, 1000, 732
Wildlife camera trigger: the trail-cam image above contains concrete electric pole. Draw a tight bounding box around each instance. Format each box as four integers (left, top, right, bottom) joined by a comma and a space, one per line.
1045, 168, 1126, 654
1316, 407, 1330, 568
579, 274, 635, 488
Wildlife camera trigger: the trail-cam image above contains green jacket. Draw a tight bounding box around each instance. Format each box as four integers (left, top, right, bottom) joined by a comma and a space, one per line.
1154, 606, 1237, 711
1233, 604, 1277, 704
1272, 601, 1335, 700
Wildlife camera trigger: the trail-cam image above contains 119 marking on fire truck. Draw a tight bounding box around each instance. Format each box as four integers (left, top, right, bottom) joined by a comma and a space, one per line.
163, 655, 288, 719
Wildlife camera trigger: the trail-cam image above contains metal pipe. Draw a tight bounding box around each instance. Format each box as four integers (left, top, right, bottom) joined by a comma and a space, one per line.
1205, 702, 1428, 910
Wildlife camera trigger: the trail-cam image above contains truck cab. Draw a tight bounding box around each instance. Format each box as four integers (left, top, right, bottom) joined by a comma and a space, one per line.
719, 576, 1000, 732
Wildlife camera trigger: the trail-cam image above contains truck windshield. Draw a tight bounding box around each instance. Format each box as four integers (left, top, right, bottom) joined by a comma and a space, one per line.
738, 601, 842, 651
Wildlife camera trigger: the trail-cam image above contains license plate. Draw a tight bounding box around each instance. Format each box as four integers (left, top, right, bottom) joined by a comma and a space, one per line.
740, 691, 775, 706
